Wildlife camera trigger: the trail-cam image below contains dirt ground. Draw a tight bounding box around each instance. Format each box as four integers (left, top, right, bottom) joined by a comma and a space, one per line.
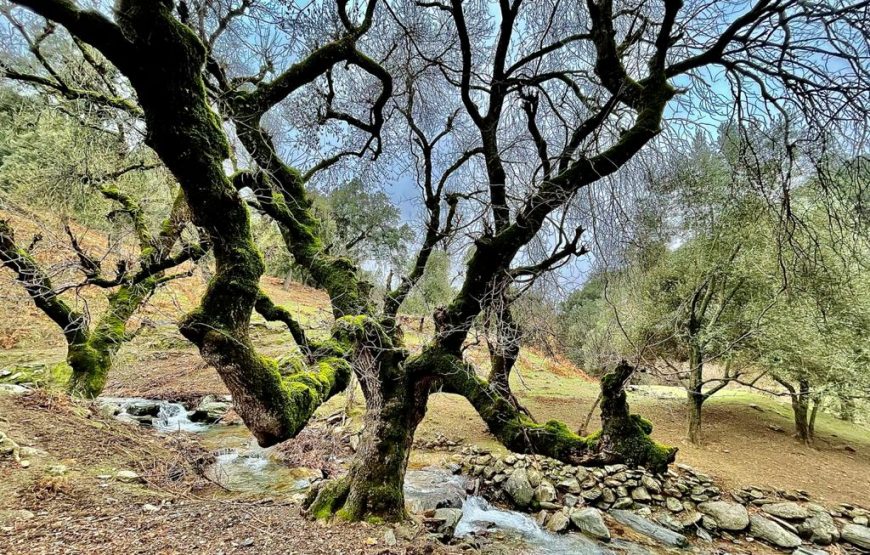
2, 273, 869, 553
0, 392, 451, 555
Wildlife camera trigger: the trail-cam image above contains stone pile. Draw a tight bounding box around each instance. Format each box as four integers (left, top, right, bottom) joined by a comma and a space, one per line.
456, 447, 870, 552
414, 432, 462, 452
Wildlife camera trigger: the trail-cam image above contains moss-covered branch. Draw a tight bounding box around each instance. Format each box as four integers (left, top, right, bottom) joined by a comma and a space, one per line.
255, 290, 311, 357
419, 348, 675, 471
0, 219, 88, 347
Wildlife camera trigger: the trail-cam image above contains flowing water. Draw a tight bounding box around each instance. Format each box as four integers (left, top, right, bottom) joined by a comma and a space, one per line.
100, 398, 669, 554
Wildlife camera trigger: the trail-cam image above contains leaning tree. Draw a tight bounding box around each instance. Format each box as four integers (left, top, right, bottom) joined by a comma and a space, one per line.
2, 0, 867, 522
0, 88, 207, 397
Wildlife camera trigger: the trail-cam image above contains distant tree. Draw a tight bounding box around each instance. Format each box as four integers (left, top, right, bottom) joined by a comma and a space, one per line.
0, 96, 206, 397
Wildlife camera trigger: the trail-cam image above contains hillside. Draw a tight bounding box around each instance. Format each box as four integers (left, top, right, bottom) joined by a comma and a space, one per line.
2, 256, 868, 508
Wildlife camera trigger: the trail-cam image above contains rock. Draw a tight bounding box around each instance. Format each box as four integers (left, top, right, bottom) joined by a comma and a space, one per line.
763, 502, 810, 521
404, 468, 466, 513
142, 503, 160, 513
504, 468, 534, 508
557, 477, 581, 493
631, 486, 652, 502
698, 500, 749, 531
641, 475, 661, 493
610, 509, 689, 547
189, 397, 232, 423
115, 470, 142, 483
534, 481, 556, 504
432, 507, 463, 537
384, 529, 397, 546
564, 494, 579, 508
841, 523, 870, 550
570, 508, 610, 541
581, 487, 602, 502
792, 548, 828, 555
855, 516, 869, 526
612, 498, 633, 510
797, 506, 839, 545
545, 511, 570, 533
750, 514, 802, 549
656, 512, 685, 532
666, 497, 684, 512
125, 401, 161, 417
695, 526, 712, 542
0, 384, 29, 396
527, 468, 543, 488
239, 537, 254, 548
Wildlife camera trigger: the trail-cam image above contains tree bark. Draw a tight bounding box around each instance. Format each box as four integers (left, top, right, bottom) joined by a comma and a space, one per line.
686, 344, 705, 445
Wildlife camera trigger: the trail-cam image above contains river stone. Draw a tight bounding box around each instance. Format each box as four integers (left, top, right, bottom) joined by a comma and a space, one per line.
797, 506, 839, 545
504, 468, 534, 508
666, 497, 684, 512
527, 468, 543, 488
190, 396, 232, 423
631, 486, 651, 502
404, 468, 466, 513
764, 502, 810, 521
582, 487, 602, 502
557, 477, 581, 493
570, 507, 610, 541
750, 514, 802, 549
610, 509, 689, 547
546, 510, 570, 533
841, 523, 870, 550
792, 548, 828, 555
612, 497, 633, 510
534, 481, 556, 504
433, 508, 463, 537
641, 475, 661, 493
698, 500, 749, 531
125, 401, 161, 417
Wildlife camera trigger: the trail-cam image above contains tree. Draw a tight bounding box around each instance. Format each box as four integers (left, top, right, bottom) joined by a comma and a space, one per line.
3, 0, 867, 522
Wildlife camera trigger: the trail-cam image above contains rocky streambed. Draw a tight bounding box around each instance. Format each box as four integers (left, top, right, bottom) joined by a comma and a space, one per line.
90, 395, 870, 554
452, 447, 870, 554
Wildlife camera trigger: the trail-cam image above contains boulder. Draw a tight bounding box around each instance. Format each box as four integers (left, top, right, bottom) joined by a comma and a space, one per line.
545, 511, 570, 533
404, 468, 466, 513
763, 502, 810, 521
792, 548, 828, 555
534, 481, 556, 505
797, 505, 839, 545
557, 477, 581, 494
504, 468, 534, 508
581, 487, 602, 502
610, 509, 689, 547
570, 507, 611, 541
841, 523, 870, 550
698, 500, 749, 531
665, 497, 684, 513
125, 401, 161, 417
430, 507, 463, 538
189, 396, 232, 423
749, 514, 802, 549
631, 486, 652, 502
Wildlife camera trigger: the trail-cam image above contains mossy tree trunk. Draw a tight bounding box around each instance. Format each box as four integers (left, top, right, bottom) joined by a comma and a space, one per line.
774, 375, 816, 445
687, 343, 705, 445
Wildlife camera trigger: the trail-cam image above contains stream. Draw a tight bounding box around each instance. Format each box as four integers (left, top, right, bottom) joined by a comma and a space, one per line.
100, 397, 666, 554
